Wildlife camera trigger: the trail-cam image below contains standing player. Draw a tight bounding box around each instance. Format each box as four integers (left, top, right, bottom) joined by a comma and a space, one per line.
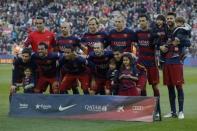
161, 12, 191, 119
24, 16, 56, 52
32, 42, 60, 94
56, 21, 81, 94
87, 42, 113, 95
59, 46, 90, 94
56, 22, 81, 53
80, 16, 108, 55
135, 14, 160, 115
151, 15, 168, 68
108, 15, 136, 53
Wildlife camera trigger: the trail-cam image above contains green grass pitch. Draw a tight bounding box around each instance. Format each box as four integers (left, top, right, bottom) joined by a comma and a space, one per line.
0, 64, 197, 131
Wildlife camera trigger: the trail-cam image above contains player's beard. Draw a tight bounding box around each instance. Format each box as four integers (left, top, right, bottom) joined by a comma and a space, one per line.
95, 51, 104, 56
38, 52, 46, 58
167, 21, 175, 28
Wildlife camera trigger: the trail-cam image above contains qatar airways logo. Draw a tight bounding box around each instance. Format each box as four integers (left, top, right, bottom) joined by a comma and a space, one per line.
112, 41, 127, 47
138, 40, 149, 46
84, 105, 108, 112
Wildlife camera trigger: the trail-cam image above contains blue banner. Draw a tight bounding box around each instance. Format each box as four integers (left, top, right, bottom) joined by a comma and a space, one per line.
9, 94, 158, 122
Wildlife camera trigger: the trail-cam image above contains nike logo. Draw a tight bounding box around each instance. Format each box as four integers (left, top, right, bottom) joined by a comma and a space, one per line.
58, 104, 77, 111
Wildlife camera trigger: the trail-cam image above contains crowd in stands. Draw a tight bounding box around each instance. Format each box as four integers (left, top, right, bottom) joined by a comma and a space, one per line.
0, 0, 197, 57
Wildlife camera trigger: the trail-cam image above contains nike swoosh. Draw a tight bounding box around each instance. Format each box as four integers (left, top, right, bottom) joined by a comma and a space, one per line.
59, 104, 77, 111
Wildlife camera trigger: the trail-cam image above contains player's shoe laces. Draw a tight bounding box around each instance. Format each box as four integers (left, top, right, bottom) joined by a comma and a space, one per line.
163, 112, 177, 118
178, 111, 184, 119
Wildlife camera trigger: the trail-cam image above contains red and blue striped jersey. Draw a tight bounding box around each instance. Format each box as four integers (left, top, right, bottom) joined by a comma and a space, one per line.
135, 29, 156, 67
59, 56, 87, 75
80, 31, 108, 54
87, 51, 113, 78
31, 53, 60, 78
56, 35, 80, 53
108, 28, 135, 52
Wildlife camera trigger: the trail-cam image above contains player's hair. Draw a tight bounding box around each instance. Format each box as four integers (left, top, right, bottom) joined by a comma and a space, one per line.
24, 67, 32, 73
175, 17, 185, 24
87, 16, 99, 25
167, 12, 176, 17
38, 42, 48, 49
114, 14, 126, 27
60, 21, 71, 28
112, 48, 124, 53
64, 45, 75, 51
138, 14, 149, 21
22, 48, 31, 56
35, 16, 45, 23
114, 14, 126, 21
156, 14, 166, 22
122, 53, 133, 61
121, 52, 134, 70
109, 58, 117, 65
122, 52, 136, 64
94, 42, 104, 49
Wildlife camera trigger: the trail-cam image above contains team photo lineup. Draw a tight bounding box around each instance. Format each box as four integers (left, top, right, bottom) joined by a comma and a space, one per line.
8, 2, 193, 120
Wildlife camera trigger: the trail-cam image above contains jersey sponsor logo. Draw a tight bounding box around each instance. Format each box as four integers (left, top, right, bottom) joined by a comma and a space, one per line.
112, 41, 127, 47
138, 40, 149, 46
58, 104, 77, 111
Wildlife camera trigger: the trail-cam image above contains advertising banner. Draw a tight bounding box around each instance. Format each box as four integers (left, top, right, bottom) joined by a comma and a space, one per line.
9, 94, 158, 122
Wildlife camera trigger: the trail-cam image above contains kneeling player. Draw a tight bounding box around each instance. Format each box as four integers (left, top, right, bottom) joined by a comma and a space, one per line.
59, 46, 90, 94
32, 42, 60, 94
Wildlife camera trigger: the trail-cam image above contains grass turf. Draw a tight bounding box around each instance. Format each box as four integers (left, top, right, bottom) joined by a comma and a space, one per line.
0, 64, 197, 131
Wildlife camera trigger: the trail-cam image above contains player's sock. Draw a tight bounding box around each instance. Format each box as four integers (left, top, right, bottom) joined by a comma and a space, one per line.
72, 87, 79, 94
152, 85, 160, 97
156, 96, 161, 114
152, 85, 161, 114
176, 85, 184, 112
60, 90, 68, 94
141, 89, 147, 96
168, 86, 176, 114
83, 90, 89, 95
